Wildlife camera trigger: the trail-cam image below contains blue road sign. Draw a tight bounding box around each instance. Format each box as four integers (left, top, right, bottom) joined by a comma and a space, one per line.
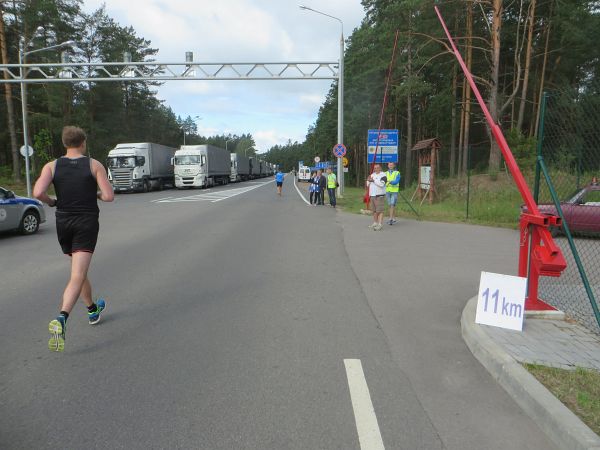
368, 129, 399, 163
333, 143, 347, 158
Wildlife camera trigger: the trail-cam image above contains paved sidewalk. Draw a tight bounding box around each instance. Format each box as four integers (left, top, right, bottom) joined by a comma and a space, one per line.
483, 317, 600, 370
462, 297, 600, 450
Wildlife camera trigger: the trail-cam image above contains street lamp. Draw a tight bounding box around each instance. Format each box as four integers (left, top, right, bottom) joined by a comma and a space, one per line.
242, 146, 254, 156
19, 30, 75, 197
225, 139, 232, 152
182, 115, 202, 145
300, 4, 344, 196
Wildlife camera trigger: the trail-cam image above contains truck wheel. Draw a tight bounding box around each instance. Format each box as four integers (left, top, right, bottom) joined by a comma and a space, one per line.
143, 180, 150, 193
157, 179, 164, 191
19, 210, 40, 235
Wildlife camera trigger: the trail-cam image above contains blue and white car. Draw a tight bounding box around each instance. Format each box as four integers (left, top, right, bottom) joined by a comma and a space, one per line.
0, 187, 46, 235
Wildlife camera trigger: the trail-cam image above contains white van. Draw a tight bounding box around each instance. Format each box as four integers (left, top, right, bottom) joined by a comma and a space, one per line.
298, 166, 311, 182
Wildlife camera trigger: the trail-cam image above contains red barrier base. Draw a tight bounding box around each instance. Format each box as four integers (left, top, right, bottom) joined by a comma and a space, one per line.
525, 297, 557, 311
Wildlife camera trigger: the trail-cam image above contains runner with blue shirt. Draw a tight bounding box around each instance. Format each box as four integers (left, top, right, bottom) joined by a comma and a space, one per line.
275, 169, 285, 196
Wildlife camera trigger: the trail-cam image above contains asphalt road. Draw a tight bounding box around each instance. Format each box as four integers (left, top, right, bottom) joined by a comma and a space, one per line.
0, 179, 555, 449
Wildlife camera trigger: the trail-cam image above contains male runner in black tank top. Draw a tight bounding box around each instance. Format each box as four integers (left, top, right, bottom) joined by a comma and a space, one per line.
33, 126, 114, 352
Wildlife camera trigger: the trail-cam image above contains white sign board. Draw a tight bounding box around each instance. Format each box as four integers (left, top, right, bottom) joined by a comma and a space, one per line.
20, 145, 34, 157
475, 272, 527, 331
420, 166, 431, 189
314, 156, 320, 163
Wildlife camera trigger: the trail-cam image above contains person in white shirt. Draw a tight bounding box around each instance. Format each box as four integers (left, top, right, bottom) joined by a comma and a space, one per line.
366, 164, 387, 231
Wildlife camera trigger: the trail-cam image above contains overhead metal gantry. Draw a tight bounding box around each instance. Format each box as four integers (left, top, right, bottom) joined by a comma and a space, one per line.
0, 61, 339, 83
0, 57, 343, 198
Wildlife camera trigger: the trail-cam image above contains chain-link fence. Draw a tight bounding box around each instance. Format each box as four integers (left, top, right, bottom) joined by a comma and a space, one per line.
536, 82, 600, 335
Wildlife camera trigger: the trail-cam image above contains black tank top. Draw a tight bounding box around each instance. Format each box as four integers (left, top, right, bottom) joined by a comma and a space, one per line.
53, 156, 99, 215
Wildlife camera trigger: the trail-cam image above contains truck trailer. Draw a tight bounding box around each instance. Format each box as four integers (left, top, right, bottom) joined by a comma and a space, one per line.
249, 157, 261, 179
230, 153, 251, 182
174, 145, 231, 188
107, 143, 176, 193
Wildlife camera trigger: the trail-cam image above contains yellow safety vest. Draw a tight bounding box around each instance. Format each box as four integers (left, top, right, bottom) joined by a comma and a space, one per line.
327, 173, 337, 189
385, 170, 400, 193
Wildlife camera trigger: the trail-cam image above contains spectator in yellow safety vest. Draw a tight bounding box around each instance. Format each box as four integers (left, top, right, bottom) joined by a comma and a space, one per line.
326, 167, 338, 208
385, 162, 401, 225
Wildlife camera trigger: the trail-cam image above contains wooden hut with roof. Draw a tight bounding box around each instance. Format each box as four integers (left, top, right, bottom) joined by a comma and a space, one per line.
410, 138, 441, 205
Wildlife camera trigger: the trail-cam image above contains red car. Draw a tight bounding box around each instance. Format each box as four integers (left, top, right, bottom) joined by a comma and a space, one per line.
524, 180, 600, 236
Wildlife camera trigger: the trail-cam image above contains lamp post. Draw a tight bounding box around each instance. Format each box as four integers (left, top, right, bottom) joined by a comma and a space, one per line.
225, 139, 232, 152
300, 5, 344, 196
243, 146, 254, 156
182, 115, 201, 145
19, 33, 75, 197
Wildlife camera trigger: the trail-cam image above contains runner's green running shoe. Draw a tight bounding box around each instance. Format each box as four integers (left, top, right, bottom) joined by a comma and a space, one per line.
88, 298, 106, 325
48, 315, 66, 352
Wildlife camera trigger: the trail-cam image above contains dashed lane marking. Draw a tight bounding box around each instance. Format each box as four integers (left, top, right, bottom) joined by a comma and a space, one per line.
344, 359, 385, 450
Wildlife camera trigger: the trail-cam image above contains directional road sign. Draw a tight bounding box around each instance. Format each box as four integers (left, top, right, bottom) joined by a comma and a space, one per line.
333, 143, 346, 158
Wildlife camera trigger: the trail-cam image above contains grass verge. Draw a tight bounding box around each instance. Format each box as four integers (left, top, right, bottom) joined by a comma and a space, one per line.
524, 364, 600, 435
338, 173, 522, 228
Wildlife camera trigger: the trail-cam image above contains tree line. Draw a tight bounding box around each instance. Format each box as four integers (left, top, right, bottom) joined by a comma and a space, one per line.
265, 0, 599, 185
0, 1, 258, 182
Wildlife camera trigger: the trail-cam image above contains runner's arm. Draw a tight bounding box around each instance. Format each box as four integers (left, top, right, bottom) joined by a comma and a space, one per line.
33, 162, 57, 206
92, 159, 114, 202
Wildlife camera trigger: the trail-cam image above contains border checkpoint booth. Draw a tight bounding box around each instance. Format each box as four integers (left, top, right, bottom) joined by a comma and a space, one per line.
410, 138, 441, 205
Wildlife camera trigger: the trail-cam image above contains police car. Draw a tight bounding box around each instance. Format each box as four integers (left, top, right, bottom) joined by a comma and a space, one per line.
0, 186, 46, 235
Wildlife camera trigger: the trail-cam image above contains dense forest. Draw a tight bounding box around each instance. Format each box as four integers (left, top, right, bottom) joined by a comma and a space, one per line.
2, 1, 599, 186
263, 0, 600, 186
0, 0, 258, 182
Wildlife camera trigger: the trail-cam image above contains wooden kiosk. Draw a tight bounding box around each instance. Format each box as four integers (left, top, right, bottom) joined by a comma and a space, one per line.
410, 138, 441, 205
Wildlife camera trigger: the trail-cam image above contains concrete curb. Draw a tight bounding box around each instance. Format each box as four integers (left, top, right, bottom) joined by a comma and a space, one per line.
462, 296, 600, 450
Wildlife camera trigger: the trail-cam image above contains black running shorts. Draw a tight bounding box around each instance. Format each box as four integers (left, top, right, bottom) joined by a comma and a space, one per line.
276, 182, 283, 187
55, 213, 99, 255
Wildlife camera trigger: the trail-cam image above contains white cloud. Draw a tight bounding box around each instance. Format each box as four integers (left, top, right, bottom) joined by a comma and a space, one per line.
81, 0, 366, 151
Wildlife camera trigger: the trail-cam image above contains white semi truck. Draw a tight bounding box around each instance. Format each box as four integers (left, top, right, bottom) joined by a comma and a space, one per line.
230, 153, 251, 182
107, 143, 176, 193
174, 145, 231, 188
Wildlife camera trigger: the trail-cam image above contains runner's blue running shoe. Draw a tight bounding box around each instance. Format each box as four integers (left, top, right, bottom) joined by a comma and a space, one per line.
88, 298, 106, 325
48, 315, 66, 352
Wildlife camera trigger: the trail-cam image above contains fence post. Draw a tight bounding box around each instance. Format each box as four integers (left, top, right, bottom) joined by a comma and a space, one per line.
466, 145, 471, 220
533, 92, 548, 204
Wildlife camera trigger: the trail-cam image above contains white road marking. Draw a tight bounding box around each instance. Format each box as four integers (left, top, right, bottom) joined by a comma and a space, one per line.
154, 181, 273, 204
293, 176, 311, 205
344, 359, 385, 450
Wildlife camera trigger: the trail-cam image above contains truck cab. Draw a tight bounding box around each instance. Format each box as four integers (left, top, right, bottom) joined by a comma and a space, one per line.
107, 147, 150, 192
174, 147, 206, 188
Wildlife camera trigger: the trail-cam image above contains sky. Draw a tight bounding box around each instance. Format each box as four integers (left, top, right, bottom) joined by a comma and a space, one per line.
82, 0, 367, 153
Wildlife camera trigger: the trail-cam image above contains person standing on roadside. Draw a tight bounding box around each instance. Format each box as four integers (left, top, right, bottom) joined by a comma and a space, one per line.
309, 171, 318, 205
275, 169, 285, 196
317, 169, 326, 205
326, 167, 338, 208
385, 162, 401, 225
33, 126, 114, 352
366, 164, 387, 231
